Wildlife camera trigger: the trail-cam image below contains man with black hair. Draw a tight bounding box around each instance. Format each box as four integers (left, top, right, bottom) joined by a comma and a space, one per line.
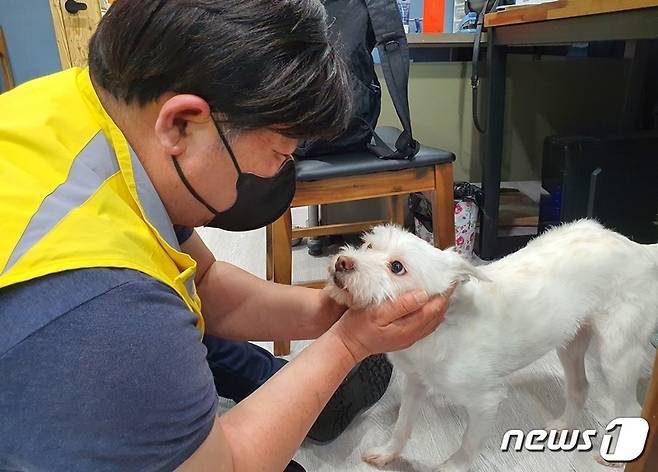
0, 1, 453, 470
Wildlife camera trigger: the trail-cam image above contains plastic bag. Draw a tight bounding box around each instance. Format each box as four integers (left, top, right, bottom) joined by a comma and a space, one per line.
408, 182, 483, 257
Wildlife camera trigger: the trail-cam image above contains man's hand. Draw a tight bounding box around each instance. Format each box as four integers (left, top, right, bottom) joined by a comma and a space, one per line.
328, 286, 456, 363
183, 230, 349, 340
314, 288, 348, 332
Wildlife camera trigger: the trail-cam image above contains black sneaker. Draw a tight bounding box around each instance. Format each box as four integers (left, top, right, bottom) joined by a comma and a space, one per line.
306, 353, 393, 444
285, 460, 306, 472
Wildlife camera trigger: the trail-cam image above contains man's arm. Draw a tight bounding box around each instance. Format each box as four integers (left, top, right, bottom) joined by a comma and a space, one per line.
179, 327, 355, 472
180, 286, 454, 472
181, 230, 343, 341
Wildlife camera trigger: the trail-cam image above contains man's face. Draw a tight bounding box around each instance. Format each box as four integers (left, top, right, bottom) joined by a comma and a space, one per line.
228, 127, 297, 180
191, 125, 297, 222
153, 94, 298, 226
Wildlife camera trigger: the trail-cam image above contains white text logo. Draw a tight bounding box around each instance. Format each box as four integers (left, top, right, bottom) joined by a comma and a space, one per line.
500, 417, 649, 463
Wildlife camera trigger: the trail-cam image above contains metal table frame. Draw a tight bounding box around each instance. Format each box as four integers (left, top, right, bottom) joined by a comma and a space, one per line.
478, 6, 658, 260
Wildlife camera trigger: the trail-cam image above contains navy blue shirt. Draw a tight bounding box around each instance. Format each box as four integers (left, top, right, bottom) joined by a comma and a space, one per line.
0, 227, 218, 472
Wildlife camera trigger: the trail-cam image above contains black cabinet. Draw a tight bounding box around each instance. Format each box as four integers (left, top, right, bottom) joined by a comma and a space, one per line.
539, 133, 658, 243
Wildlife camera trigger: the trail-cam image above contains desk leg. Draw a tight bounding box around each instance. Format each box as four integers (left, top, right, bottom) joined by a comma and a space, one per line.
478, 32, 507, 260
620, 39, 649, 131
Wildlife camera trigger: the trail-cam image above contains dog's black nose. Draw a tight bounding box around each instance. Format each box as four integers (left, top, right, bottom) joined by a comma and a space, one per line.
335, 256, 355, 272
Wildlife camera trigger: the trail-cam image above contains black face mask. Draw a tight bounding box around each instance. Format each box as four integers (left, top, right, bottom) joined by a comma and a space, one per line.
172, 119, 296, 232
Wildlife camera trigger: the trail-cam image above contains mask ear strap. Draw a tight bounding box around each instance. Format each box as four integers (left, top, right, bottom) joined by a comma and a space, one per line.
171, 156, 221, 215
214, 119, 243, 174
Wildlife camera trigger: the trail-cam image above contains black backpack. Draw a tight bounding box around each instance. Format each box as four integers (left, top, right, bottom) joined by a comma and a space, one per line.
295, 0, 420, 160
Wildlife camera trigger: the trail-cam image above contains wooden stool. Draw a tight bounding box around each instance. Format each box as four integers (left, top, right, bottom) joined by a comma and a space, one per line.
267, 127, 456, 356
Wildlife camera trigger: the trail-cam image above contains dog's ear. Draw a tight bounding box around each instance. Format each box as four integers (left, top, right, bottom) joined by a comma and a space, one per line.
445, 249, 491, 283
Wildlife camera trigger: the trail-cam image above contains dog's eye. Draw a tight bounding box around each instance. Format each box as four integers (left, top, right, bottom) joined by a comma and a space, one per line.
390, 261, 406, 275
366, 243, 373, 249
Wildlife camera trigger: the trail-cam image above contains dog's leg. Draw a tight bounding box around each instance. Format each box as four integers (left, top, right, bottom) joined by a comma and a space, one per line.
546, 326, 592, 430
594, 334, 645, 468
600, 342, 644, 418
436, 388, 505, 472
363, 373, 426, 468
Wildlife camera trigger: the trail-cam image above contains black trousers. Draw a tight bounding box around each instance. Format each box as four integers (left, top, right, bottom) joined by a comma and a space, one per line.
285, 460, 306, 471
203, 336, 305, 472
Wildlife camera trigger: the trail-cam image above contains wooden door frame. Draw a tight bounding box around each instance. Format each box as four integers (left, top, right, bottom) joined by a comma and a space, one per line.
48, 0, 102, 69
0, 26, 14, 90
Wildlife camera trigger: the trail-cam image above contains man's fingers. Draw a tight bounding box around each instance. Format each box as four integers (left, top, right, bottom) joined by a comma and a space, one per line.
414, 283, 456, 332
418, 304, 447, 338
390, 288, 454, 329
376, 289, 429, 326
443, 283, 458, 297
387, 290, 454, 349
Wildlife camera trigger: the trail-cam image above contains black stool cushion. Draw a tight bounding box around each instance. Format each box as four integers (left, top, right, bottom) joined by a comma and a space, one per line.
295, 127, 455, 182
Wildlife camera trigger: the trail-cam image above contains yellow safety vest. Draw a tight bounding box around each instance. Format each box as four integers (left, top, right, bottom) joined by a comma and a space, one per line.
0, 68, 204, 331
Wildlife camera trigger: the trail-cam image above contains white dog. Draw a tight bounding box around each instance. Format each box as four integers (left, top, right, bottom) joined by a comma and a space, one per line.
326, 220, 658, 472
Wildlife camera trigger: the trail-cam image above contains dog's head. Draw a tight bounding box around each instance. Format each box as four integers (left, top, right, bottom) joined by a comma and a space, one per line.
326, 225, 489, 308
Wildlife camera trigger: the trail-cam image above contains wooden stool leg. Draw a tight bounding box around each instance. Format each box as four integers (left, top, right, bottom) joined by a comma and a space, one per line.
265, 224, 274, 282
431, 163, 456, 249
386, 194, 407, 227
272, 208, 292, 356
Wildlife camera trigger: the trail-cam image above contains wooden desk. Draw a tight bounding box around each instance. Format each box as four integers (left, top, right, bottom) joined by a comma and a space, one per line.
482, 0, 658, 47
486, 0, 658, 27
407, 32, 485, 48
478, 2, 658, 470
477, 0, 658, 260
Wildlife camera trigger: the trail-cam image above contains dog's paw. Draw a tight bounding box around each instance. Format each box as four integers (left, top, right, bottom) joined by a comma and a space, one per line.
362, 446, 400, 468
544, 418, 569, 431
436, 459, 468, 472
594, 453, 624, 468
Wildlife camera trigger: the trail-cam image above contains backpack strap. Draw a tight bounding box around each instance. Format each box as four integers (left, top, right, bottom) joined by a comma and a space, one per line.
471, 0, 499, 134
363, 0, 419, 160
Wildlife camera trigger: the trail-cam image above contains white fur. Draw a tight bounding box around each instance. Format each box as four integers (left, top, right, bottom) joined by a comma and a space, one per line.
326, 220, 658, 471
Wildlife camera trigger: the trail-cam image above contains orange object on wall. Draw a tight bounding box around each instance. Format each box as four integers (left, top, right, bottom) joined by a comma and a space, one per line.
423, 0, 446, 33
